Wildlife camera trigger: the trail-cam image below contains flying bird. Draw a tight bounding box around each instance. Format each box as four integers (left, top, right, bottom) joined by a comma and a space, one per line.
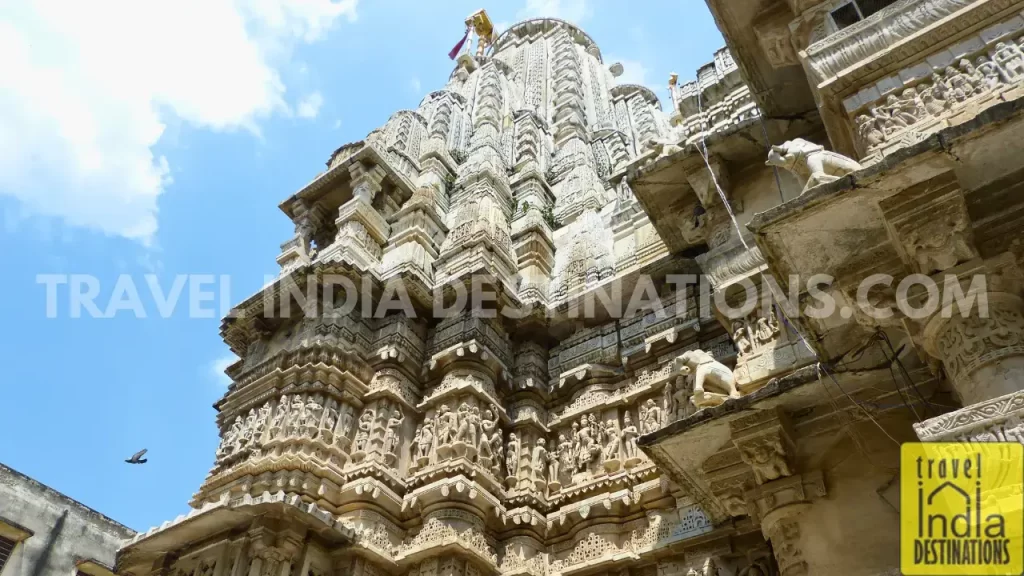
125, 449, 148, 464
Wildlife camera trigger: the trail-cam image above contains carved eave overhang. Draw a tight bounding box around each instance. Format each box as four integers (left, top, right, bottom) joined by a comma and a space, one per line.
219, 261, 376, 357
702, 0, 817, 118
425, 341, 514, 391
118, 492, 354, 575
280, 140, 416, 222
341, 462, 407, 506
404, 475, 506, 523
216, 353, 370, 418
748, 96, 1024, 359
638, 363, 937, 526
627, 113, 815, 253
408, 460, 506, 496
546, 466, 667, 527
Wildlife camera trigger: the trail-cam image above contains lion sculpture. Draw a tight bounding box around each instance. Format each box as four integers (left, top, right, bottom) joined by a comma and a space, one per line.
671, 349, 740, 409
765, 138, 862, 194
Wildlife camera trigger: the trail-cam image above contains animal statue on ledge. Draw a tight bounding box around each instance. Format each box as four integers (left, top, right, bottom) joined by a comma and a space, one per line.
765, 138, 862, 194
670, 349, 740, 409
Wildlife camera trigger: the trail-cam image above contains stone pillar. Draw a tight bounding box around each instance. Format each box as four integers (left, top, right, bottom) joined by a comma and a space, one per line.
732, 409, 825, 576
922, 288, 1024, 405
319, 162, 390, 274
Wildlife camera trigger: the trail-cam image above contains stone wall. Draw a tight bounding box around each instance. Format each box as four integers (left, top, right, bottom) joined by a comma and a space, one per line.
0, 463, 134, 576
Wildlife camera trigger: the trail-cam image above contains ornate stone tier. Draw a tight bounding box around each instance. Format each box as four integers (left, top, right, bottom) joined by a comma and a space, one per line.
847, 12, 1024, 163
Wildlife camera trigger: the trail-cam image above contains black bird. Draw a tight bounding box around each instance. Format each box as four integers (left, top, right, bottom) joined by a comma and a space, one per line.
125, 449, 148, 464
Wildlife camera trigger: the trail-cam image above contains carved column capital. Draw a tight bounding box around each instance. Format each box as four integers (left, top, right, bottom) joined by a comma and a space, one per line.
760, 506, 809, 576
349, 162, 387, 203
730, 408, 796, 485
915, 254, 1024, 405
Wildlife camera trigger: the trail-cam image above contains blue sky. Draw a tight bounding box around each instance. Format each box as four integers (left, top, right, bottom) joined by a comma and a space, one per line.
0, 0, 723, 531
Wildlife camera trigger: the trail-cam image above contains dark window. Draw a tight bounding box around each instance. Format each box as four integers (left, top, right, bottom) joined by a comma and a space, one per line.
830, 0, 902, 31
0, 536, 15, 573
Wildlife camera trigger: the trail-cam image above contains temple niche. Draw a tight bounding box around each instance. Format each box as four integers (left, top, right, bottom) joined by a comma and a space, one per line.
115, 2, 1024, 576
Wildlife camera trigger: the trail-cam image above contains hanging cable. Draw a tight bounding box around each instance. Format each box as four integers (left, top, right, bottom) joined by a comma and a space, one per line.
691, 83, 911, 447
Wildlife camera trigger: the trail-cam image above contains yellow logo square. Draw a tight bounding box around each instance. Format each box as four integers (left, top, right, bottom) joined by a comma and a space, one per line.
901, 442, 1024, 575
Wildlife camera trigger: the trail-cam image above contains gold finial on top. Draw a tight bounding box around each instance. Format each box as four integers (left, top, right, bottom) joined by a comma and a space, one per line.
465, 9, 498, 56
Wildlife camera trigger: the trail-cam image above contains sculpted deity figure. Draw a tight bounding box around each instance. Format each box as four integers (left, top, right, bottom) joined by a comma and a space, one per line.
492, 433, 505, 477
642, 399, 662, 434
557, 433, 573, 477
339, 404, 354, 438
270, 395, 290, 435
547, 441, 560, 482
436, 404, 456, 447
454, 403, 473, 445
354, 410, 373, 452
975, 56, 1003, 91
467, 405, 480, 448
478, 409, 497, 459
740, 436, 793, 483
532, 438, 548, 483
884, 94, 919, 126
383, 408, 404, 455
304, 396, 323, 432
506, 433, 520, 478
754, 314, 778, 345
322, 406, 337, 436
218, 417, 243, 458
732, 320, 752, 356
577, 417, 593, 468
603, 418, 620, 460
994, 41, 1024, 80
253, 403, 271, 440
944, 65, 977, 102
856, 114, 885, 148
621, 413, 639, 461
919, 84, 948, 116
289, 395, 306, 435
238, 409, 257, 450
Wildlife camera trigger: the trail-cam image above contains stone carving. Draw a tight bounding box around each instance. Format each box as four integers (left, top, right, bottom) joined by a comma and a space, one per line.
506, 432, 520, 486
382, 407, 404, 465
640, 399, 662, 434
671, 350, 740, 408
853, 36, 1024, 155
738, 436, 793, 484
765, 139, 862, 193
531, 438, 548, 489
621, 412, 642, 468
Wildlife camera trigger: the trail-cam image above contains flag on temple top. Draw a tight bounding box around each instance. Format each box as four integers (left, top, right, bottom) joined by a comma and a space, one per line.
449, 28, 470, 60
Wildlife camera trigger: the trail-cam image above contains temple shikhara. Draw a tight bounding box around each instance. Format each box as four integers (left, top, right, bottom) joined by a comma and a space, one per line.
116, 2, 1024, 575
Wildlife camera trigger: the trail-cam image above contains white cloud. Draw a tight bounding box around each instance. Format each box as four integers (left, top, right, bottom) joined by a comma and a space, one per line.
209, 355, 238, 387
517, 0, 590, 23
410, 77, 422, 94
0, 0, 358, 245
296, 91, 324, 119
610, 58, 650, 88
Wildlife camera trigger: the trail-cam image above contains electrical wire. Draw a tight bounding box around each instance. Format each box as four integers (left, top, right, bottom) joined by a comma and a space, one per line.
692, 86, 909, 448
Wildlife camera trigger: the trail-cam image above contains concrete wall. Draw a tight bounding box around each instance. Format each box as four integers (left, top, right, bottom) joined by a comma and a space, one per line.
0, 463, 134, 576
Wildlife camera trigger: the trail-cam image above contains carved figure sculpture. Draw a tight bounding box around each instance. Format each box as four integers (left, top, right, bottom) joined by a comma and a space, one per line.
547, 441, 560, 485
732, 320, 752, 356
478, 409, 496, 461
531, 438, 548, 486
754, 315, 778, 346
975, 57, 1003, 91
506, 432, 520, 480
855, 115, 885, 148
671, 349, 740, 408
602, 417, 621, 467
765, 138, 862, 193
621, 413, 640, 465
217, 417, 243, 459
551, 436, 569, 484
354, 410, 373, 452
454, 403, 473, 445
383, 408, 404, 455
437, 404, 457, 448
269, 395, 290, 439
919, 83, 948, 116
418, 422, 434, 463
339, 404, 354, 439
739, 436, 793, 483
994, 41, 1024, 80
304, 396, 323, 436
642, 399, 662, 434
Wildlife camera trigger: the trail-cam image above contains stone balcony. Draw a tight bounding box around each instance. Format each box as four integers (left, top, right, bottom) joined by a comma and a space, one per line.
804, 0, 1024, 160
